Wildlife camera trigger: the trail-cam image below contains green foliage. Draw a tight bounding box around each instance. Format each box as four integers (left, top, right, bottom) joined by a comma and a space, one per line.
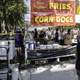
0, 0, 27, 32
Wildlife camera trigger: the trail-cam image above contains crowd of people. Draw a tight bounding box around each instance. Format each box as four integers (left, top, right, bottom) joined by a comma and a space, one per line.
33, 27, 80, 80
14, 27, 80, 80
33, 28, 78, 45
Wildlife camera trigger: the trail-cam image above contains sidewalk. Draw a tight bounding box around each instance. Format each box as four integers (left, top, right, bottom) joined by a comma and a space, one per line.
20, 63, 78, 80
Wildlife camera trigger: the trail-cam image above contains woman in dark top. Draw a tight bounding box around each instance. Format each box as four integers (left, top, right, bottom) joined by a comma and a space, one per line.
38, 30, 47, 44
15, 30, 24, 68
15, 31, 24, 47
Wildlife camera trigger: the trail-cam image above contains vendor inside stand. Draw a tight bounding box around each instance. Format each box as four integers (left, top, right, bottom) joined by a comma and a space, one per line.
31, 27, 78, 49
64, 29, 73, 45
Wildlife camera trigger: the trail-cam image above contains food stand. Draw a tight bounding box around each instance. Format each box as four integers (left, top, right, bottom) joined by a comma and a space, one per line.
26, 43, 76, 62
25, 0, 76, 64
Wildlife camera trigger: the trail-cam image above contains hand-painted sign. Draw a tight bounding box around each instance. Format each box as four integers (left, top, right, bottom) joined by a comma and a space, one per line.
31, 0, 75, 26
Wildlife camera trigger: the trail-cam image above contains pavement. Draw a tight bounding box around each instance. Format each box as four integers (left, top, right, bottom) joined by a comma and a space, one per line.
0, 62, 77, 80
0, 63, 78, 80
20, 63, 78, 80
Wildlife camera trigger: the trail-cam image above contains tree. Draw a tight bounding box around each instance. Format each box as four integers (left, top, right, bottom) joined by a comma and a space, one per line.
0, 0, 27, 33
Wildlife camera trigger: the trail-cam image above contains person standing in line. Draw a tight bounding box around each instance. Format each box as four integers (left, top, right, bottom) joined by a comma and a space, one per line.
59, 29, 65, 45
33, 28, 38, 42
38, 30, 47, 44
76, 31, 80, 80
15, 29, 24, 69
54, 28, 59, 43
46, 28, 52, 43
64, 29, 73, 45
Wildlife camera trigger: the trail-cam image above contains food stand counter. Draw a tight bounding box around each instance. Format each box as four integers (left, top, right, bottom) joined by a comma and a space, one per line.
27, 44, 76, 60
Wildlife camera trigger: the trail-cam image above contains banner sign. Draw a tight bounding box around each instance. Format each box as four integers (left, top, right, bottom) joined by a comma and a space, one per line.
31, 0, 75, 26
76, 0, 80, 15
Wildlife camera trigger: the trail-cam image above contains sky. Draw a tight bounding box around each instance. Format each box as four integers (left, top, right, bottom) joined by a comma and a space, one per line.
24, 0, 31, 22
